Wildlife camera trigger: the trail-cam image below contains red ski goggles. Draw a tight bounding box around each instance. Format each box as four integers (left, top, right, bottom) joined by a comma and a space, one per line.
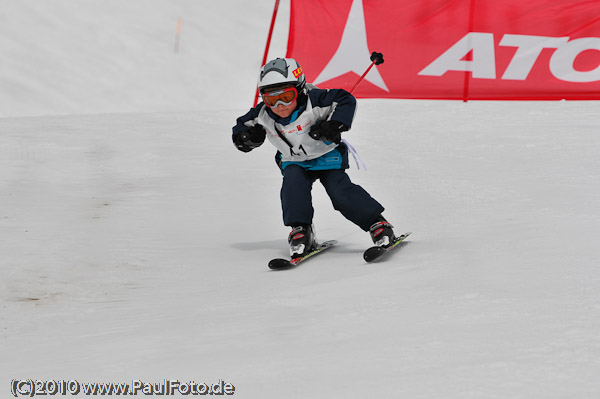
261, 86, 298, 108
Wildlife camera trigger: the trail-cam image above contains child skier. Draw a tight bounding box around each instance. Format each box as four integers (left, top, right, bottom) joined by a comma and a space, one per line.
232, 57, 398, 259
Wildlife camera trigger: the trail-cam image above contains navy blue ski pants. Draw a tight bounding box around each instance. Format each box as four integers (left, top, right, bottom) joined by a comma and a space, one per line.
280, 165, 384, 231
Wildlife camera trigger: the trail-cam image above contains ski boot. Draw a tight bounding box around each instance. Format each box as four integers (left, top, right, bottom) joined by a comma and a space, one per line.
369, 216, 396, 248
288, 224, 317, 259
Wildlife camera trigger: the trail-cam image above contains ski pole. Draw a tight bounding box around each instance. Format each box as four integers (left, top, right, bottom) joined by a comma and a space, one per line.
349, 51, 384, 94
308, 52, 384, 141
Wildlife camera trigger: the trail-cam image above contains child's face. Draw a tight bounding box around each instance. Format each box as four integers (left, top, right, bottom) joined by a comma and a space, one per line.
270, 99, 297, 119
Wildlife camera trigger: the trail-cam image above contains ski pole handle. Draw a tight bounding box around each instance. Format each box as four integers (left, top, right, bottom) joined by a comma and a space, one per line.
239, 131, 251, 142
308, 130, 321, 140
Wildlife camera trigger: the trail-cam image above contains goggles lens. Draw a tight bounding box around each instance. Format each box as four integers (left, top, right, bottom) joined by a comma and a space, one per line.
262, 87, 298, 108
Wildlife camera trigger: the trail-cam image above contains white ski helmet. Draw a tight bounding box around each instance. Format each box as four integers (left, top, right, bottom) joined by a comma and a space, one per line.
258, 58, 306, 94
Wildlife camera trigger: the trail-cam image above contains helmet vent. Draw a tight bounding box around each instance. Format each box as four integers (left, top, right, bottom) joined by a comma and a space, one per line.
260, 58, 288, 79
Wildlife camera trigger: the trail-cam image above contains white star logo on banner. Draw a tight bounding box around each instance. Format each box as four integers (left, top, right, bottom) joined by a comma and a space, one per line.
313, 0, 389, 92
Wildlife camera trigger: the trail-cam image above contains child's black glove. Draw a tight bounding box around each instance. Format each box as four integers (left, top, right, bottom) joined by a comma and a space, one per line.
308, 120, 348, 144
234, 125, 266, 152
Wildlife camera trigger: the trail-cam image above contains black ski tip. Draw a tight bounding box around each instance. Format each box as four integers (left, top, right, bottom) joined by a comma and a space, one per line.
268, 240, 338, 270
268, 258, 295, 270
363, 232, 412, 263
363, 247, 386, 263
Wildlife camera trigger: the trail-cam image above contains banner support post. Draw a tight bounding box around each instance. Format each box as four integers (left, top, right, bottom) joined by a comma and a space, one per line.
463, 0, 477, 102
253, 0, 281, 106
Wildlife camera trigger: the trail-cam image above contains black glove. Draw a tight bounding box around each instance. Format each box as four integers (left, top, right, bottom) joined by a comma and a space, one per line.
234, 125, 266, 152
308, 120, 348, 144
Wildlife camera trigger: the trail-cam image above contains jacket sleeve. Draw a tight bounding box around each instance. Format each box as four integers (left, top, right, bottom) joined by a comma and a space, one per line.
309, 89, 357, 129
232, 103, 265, 142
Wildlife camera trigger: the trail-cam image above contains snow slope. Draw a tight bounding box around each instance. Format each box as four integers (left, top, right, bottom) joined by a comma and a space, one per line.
0, 0, 289, 117
2, 1, 600, 398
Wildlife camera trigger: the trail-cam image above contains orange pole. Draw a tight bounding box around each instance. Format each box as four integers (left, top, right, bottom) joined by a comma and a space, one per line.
175, 18, 183, 53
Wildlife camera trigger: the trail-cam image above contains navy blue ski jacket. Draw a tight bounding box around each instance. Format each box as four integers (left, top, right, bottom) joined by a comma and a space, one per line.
232, 86, 357, 170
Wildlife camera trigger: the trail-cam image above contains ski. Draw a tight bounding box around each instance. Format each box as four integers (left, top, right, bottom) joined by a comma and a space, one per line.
363, 232, 411, 263
268, 240, 337, 270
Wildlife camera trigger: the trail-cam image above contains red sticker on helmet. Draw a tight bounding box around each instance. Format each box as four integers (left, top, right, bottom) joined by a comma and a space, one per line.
292, 66, 303, 78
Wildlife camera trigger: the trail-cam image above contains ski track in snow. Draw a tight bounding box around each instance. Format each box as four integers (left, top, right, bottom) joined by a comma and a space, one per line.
1, 1, 600, 398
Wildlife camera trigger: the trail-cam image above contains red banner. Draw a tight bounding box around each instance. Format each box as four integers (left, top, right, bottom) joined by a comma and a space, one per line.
287, 0, 600, 100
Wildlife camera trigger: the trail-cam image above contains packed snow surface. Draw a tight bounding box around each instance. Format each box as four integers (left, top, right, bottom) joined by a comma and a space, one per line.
1, 1, 599, 398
